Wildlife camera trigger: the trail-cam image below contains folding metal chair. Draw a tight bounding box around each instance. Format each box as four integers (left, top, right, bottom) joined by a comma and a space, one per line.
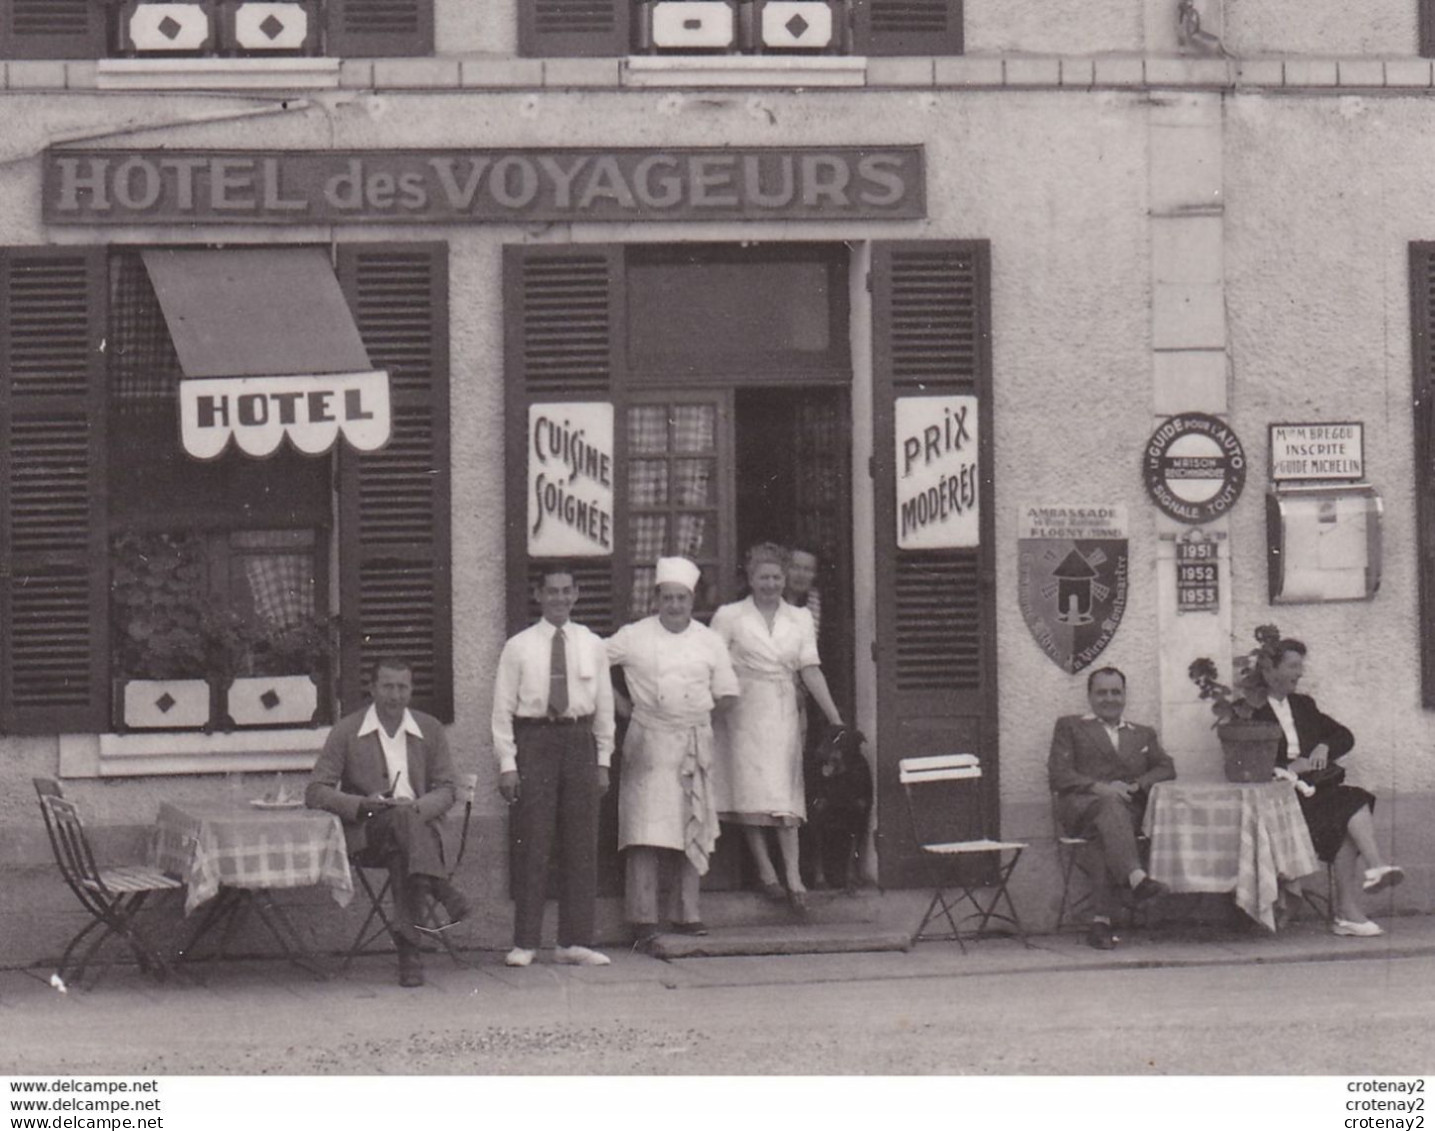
1053, 793, 1094, 932
1281, 862, 1337, 927
1052, 791, 1153, 932
33, 777, 183, 990
341, 771, 478, 972
898, 755, 1030, 951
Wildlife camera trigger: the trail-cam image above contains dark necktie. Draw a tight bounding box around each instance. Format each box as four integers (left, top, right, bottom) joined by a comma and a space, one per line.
548, 628, 569, 717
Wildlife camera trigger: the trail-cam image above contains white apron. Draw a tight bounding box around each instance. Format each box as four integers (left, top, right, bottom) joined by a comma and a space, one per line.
618, 708, 719, 875
713, 667, 805, 821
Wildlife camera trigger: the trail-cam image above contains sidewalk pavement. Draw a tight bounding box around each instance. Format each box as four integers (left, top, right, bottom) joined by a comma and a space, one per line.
5, 909, 1435, 1077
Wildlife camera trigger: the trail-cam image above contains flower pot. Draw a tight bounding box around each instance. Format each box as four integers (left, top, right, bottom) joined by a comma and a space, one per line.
224, 674, 319, 728
118, 678, 214, 731
1216, 721, 1283, 783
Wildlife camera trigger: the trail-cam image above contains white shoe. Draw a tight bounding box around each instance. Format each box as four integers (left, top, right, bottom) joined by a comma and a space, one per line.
504, 947, 535, 967
1363, 865, 1405, 894
1332, 918, 1384, 937
554, 945, 611, 967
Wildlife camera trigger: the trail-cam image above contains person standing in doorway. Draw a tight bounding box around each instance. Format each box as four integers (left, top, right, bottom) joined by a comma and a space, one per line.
712, 542, 845, 914
783, 545, 822, 641
492, 563, 615, 968
605, 556, 739, 947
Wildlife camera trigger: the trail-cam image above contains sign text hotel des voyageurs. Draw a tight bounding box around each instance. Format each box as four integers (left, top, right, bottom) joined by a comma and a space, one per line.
43, 147, 926, 224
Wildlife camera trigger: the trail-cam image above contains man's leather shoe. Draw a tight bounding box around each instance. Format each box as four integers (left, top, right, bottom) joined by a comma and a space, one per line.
1087, 922, 1119, 950
398, 947, 425, 987
629, 922, 661, 952
669, 920, 709, 936
417, 880, 472, 934
1131, 877, 1168, 904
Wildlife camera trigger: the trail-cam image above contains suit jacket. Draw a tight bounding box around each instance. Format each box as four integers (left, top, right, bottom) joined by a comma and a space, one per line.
305, 706, 457, 856
1049, 714, 1175, 831
1250, 692, 1354, 767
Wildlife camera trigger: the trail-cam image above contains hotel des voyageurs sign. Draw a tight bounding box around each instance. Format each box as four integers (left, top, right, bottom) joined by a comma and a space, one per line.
43, 147, 926, 224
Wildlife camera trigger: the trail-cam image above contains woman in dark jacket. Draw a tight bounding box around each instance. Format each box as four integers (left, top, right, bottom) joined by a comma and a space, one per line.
1251, 638, 1402, 936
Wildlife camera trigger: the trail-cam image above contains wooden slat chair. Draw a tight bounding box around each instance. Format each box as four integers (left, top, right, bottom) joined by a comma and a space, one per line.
341, 771, 479, 972
898, 755, 1030, 952
33, 778, 183, 991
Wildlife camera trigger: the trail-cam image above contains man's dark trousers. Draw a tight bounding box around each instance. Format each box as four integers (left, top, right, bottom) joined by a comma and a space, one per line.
511, 721, 599, 950
355, 805, 446, 943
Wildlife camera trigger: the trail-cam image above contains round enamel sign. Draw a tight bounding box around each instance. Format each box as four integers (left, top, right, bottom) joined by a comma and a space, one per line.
1142, 413, 1247, 524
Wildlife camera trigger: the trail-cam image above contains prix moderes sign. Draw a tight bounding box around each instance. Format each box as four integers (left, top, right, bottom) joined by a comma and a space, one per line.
44, 147, 926, 225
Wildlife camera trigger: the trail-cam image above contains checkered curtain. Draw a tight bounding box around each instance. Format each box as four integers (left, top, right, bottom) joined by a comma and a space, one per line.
109, 254, 184, 412
235, 531, 314, 628
626, 404, 716, 617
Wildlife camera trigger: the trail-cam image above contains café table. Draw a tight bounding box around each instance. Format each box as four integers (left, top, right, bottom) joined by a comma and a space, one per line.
1141, 780, 1320, 930
151, 799, 354, 975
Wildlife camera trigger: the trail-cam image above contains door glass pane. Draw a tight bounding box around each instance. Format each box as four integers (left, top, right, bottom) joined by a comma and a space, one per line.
630, 515, 667, 562
673, 459, 713, 506
629, 461, 669, 506
675, 513, 714, 559
630, 566, 656, 619
672, 405, 716, 452
628, 406, 669, 453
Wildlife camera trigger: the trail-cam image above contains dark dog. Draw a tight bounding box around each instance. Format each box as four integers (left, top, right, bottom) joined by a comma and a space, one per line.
802, 726, 874, 891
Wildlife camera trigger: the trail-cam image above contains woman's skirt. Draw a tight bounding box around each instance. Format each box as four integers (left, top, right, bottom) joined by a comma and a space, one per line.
1299, 782, 1376, 862
713, 670, 805, 825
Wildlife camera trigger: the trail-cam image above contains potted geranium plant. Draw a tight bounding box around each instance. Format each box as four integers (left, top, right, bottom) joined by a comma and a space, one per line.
110, 530, 218, 730
221, 612, 334, 729
1188, 623, 1287, 782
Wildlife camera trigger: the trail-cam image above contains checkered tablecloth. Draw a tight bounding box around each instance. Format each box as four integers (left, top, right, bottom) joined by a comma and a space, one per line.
152, 801, 354, 916
1142, 781, 1320, 931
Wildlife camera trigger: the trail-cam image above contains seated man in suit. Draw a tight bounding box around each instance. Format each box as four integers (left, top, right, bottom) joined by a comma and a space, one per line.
1049, 666, 1175, 950
307, 655, 471, 987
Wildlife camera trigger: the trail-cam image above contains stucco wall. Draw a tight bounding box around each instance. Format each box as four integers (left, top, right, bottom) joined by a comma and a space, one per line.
1225, 0, 1418, 58
1224, 93, 1435, 803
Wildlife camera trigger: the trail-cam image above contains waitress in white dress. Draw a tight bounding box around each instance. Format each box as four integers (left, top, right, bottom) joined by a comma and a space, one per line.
712, 542, 844, 913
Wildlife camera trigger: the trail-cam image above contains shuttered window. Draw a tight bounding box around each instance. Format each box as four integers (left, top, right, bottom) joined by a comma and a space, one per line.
0, 242, 451, 738
326, 0, 434, 58
503, 245, 624, 637
1423, 1, 1435, 57
519, 0, 630, 58
0, 0, 433, 58
0, 250, 109, 735
337, 244, 452, 722
0, 0, 106, 58
519, 0, 962, 57
870, 240, 993, 888
853, 0, 963, 56
1410, 244, 1435, 706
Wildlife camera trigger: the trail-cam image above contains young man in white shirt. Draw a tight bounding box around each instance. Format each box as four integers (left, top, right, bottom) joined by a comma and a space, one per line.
492, 563, 616, 968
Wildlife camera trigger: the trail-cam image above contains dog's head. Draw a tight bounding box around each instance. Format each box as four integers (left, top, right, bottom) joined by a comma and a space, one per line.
814, 726, 867, 777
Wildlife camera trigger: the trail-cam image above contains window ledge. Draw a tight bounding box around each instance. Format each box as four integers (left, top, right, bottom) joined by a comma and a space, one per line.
60, 727, 330, 778
96, 57, 341, 92
623, 55, 867, 88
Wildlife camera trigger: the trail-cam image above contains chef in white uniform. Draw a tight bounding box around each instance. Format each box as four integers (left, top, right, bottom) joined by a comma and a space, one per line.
606, 556, 739, 944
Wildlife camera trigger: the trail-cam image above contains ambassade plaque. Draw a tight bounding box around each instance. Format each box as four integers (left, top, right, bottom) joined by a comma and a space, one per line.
44, 147, 926, 225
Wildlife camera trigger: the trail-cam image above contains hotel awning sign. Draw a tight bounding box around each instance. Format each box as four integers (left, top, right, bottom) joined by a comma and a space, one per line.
179, 371, 391, 460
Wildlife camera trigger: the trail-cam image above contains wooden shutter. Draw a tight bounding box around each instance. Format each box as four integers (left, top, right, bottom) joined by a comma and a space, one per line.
0, 0, 107, 58
1423, 1, 1435, 58
852, 0, 962, 56
502, 245, 624, 637
518, 0, 629, 58
0, 249, 109, 735
870, 240, 993, 887
1411, 244, 1435, 706
326, 0, 433, 57
337, 244, 452, 721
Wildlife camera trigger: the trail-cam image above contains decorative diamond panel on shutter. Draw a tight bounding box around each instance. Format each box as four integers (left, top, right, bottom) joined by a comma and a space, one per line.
520, 0, 630, 57
0, 0, 107, 58
121, 2, 217, 53
503, 245, 623, 638
222, 1, 319, 53
1410, 244, 1435, 706
0, 249, 109, 735
871, 239, 992, 888
326, 0, 433, 57
760, 2, 836, 50
337, 244, 451, 721
852, 0, 962, 56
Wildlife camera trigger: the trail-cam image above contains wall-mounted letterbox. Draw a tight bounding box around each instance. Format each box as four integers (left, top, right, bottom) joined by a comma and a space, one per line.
1266, 484, 1382, 603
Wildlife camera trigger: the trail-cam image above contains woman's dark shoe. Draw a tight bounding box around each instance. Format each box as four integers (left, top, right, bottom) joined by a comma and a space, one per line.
1086, 922, 1119, 950
670, 920, 709, 936
759, 881, 787, 903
